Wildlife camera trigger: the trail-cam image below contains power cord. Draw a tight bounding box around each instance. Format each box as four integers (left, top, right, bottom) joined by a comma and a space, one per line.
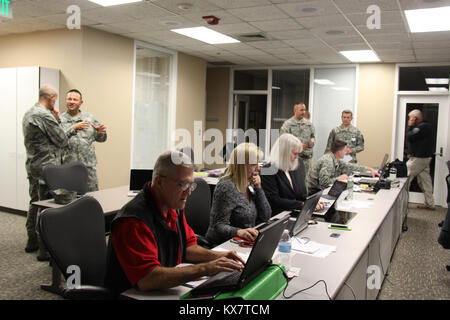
271, 264, 332, 300
343, 281, 357, 300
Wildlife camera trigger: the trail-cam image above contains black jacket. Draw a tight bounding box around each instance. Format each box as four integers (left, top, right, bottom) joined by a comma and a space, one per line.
261, 162, 308, 216
406, 121, 434, 158
104, 184, 187, 296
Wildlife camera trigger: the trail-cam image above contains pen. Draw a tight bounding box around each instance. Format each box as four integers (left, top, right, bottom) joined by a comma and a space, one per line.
328, 226, 352, 231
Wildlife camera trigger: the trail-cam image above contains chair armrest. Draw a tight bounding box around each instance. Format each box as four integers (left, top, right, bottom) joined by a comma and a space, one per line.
196, 234, 212, 249
63, 285, 113, 300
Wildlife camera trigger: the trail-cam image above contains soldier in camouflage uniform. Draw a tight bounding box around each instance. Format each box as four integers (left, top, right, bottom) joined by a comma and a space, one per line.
22, 84, 70, 260
307, 140, 379, 195
61, 89, 107, 191
280, 103, 315, 174
325, 110, 364, 163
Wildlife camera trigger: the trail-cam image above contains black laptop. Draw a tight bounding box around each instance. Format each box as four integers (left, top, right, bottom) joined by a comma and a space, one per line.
190, 215, 289, 297
128, 169, 153, 196
288, 191, 322, 236
322, 180, 347, 200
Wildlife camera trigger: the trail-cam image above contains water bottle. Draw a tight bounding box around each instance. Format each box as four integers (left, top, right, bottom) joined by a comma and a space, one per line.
278, 230, 292, 272
346, 176, 354, 200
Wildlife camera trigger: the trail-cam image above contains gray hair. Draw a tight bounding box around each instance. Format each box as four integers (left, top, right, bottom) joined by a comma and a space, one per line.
408, 109, 423, 120
152, 150, 194, 184
39, 84, 58, 99
269, 133, 303, 171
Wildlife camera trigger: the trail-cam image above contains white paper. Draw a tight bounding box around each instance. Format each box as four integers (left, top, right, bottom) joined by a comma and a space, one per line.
343, 154, 352, 163
291, 238, 336, 258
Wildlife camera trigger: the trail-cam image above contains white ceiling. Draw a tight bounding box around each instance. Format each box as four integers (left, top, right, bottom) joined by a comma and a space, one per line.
1, 0, 450, 66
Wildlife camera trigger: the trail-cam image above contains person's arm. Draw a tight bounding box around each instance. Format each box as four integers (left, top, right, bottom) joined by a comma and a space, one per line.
325, 130, 334, 154
354, 130, 365, 154
318, 163, 336, 189
37, 114, 69, 148
406, 124, 428, 143
91, 116, 107, 142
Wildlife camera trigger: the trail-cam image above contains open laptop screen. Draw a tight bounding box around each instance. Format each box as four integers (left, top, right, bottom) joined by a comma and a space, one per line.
129, 169, 153, 192
291, 191, 322, 236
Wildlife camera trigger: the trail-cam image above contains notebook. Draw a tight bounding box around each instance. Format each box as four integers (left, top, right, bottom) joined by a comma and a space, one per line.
127, 169, 153, 197
189, 215, 289, 297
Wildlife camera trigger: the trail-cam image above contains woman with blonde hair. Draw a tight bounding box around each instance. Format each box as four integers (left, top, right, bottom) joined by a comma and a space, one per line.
205, 143, 271, 245
261, 133, 309, 216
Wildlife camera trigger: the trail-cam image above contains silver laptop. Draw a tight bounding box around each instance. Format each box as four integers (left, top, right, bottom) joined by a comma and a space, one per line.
128, 169, 153, 197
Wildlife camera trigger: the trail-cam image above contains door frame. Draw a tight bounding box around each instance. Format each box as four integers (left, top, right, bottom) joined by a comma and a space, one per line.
393, 94, 450, 207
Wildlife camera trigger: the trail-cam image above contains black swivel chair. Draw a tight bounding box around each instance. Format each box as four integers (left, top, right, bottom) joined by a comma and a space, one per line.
39, 196, 112, 299
184, 178, 212, 248
42, 161, 89, 195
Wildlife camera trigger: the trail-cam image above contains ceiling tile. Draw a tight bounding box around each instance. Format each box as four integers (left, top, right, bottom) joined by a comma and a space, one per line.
250, 18, 303, 32
208, 0, 272, 9
228, 5, 289, 21
296, 14, 350, 29
209, 22, 260, 35
277, 0, 340, 18
267, 29, 314, 40
182, 10, 244, 25
248, 40, 291, 49
149, 0, 222, 13
333, 0, 399, 14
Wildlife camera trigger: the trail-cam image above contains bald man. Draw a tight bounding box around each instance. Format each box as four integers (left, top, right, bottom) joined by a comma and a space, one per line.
22, 84, 70, 260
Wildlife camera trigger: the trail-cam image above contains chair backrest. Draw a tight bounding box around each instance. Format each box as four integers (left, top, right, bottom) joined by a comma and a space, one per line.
39, 196, 107, 286
184, 178, 211, 236
447, 161, 450, 204
42, 161, 88, 194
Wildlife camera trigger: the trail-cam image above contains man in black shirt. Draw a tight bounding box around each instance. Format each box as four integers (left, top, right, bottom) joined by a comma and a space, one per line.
406, 109, 435, 210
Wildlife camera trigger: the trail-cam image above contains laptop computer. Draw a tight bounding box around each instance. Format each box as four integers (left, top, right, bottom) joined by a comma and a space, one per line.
288, 191, 322, 236
190, 215, 289, 297
321, 180, 347, 200
127, 169, 153, 197
358, 153, 388, 177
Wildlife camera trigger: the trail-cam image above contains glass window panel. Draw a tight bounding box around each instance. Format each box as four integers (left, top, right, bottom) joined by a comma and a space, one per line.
312, 67, 356, 162
271, 69, 310, 142
399, 66, 450, 91
234, 69, 268, 90
132, 46, 172, 169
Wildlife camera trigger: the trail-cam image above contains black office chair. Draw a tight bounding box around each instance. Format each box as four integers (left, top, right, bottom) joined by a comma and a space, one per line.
39, 196, 113, 299
184, 178, 212, 248
42, 161, 89, 194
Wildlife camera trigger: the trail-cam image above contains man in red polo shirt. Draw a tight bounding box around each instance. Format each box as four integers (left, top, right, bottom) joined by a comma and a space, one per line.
105, 150, 244, 295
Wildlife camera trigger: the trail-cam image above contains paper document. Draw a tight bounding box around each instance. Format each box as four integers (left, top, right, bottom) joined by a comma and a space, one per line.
291, 238, 336, 258
342, 154, 352, 163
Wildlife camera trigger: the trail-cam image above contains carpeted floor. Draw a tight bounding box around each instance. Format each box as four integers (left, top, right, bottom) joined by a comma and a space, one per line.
0, 204, 449, 300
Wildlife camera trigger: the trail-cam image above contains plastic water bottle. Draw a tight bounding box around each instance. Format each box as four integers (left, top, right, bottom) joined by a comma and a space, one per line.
346, 176, 354, 200
389, 167, 397, 179
278, 230, 292, 272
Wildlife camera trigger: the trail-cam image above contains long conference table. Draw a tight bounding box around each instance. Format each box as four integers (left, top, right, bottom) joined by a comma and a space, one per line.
33, 178, 408, 300
121, 178, 409, 300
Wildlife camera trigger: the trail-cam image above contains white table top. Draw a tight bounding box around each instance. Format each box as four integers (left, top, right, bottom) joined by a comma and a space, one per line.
122, 179, 407, 300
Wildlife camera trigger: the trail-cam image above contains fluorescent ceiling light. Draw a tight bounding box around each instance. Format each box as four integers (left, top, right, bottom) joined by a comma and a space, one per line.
171, 27, 240, 44
272, 86, 281, 90
332, 87, 350, 91
425, 78, 449, 85
340, 50, 380, 62
428, 87, 448, 92
88, 0, 142, 6
405, 6, 450, 33
314, 79, 335, 85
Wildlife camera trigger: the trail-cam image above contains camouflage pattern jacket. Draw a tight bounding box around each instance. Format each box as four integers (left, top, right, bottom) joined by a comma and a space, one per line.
60, 111, 107, 167
325, 125, 365, 163
281, 116, 315, 159
306, 153, 366, 194
22, 103, 69, 179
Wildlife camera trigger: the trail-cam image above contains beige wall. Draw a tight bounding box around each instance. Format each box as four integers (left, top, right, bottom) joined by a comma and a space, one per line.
205, 67, 230, 169
175, 52, 207, 167
0, 27, 134, 189
356, 64, 396, 167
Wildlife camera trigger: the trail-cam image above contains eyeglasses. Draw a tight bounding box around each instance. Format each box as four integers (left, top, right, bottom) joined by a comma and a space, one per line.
160, 175, 197, 192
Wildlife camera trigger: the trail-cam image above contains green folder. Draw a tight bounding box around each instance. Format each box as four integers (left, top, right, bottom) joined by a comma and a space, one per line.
180, 264, 288, 300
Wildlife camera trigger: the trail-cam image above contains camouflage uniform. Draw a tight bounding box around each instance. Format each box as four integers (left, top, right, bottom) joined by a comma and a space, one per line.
281, 116, 315, 174
61, 110, 107, 191
306, 153, 367, 195
22, 103, 70, 254
325, 125, 364, 163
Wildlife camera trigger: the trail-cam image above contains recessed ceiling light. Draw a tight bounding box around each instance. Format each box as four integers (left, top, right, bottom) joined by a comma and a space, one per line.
171, 27, 240, 44
425, 78, 449, 85
314, 79, 335, 85
428, 87, 449, 92
340, 50, 380, 62
88, 0, 142, 6
405, 6, 450, 32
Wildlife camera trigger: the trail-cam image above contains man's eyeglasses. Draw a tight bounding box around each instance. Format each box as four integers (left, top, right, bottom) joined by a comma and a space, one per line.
161, 175, 197, 192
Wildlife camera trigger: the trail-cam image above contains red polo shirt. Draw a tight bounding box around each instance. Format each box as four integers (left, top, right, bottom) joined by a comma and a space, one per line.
112, 185, 197, 286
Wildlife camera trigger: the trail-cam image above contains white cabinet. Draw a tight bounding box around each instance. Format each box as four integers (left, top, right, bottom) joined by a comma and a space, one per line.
0, 66, 60, 212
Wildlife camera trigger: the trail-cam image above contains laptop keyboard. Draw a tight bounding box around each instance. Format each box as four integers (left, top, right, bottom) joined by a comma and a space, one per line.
191, 270, 242, 295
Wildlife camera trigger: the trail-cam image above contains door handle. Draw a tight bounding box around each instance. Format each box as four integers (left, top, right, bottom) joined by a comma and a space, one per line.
434, 147, 443, 157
